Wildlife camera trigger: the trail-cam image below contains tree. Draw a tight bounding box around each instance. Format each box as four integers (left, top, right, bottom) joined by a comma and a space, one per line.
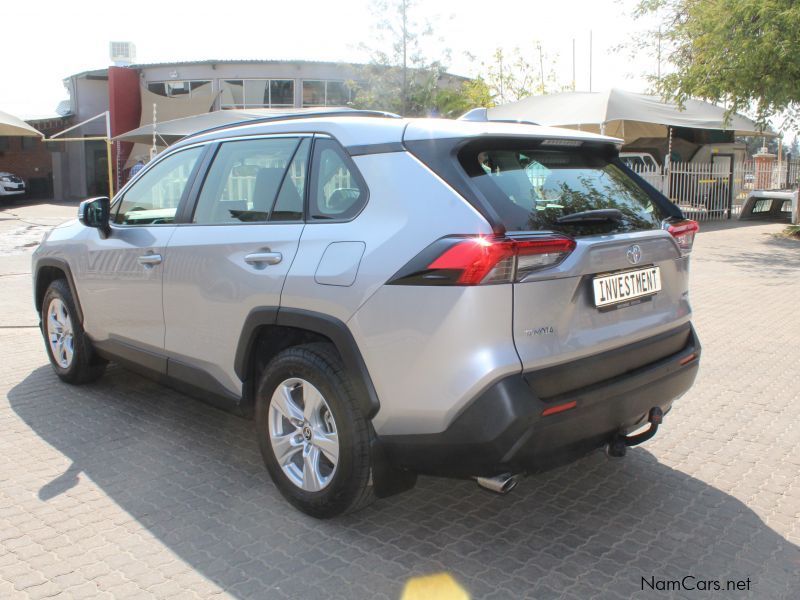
354, 0, 456, 116
470, 45, 566, 105
633, 0, 800, 129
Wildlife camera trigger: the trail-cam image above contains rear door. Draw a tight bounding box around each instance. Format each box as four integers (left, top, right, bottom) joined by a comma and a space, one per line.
458, 142, 693, 376
161, 135, 310, 396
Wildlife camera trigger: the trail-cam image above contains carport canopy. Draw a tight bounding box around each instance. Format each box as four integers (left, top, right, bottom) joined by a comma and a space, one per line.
487, 88, 775, 143
0, 110, 43, 137
114, 107, 359, 145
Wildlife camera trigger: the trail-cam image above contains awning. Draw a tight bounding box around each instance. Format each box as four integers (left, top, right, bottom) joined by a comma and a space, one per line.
114, 107, 357, 145
0, 110, 43, 137
487, 89, 774, 142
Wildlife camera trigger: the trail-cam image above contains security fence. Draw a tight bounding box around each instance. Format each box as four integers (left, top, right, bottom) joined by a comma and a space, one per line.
629, 158, 800, 221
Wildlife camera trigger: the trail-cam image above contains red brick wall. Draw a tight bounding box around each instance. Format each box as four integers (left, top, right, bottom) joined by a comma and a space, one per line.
0, 136, 52, 188
0, 118, 71, 198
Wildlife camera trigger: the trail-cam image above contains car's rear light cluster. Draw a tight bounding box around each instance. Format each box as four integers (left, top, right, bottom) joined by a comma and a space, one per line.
664, 219, 699, 255
388, 235, 576, 286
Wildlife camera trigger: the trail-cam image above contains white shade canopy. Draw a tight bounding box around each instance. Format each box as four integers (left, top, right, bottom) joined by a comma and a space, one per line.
488, 89, 773, 142
0, 110, 43, 138
114, 107, 358, 145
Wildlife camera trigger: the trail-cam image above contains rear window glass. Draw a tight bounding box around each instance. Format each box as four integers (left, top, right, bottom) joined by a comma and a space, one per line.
461, 148, 664, 235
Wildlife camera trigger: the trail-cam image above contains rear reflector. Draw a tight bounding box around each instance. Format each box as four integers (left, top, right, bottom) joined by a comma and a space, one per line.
665, 219, 699, 255
679, 352, 697, 366
541, 400, 577, 417
388, 235, 576, 286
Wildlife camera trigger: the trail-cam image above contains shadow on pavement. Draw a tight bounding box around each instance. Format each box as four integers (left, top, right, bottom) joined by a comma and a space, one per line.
10, 365, 799, 599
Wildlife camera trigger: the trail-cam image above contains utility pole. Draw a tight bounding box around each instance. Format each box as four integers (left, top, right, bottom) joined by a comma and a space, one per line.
589, 30, 593, 93
538, 43, 545, 94
572, 38, 576, 91
657, 27, 662, 81
499, 50, 504, 104
401, 0, 408, 116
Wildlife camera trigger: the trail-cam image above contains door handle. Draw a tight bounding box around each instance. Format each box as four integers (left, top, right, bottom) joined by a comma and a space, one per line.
244, 251, 282, 266
137, 253, 162, 266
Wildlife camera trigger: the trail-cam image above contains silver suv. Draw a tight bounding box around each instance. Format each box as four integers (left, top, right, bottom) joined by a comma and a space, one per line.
33, 112, 701, 517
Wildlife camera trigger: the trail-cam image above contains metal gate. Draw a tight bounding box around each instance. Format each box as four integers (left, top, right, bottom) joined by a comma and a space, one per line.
629, 157, 800, 222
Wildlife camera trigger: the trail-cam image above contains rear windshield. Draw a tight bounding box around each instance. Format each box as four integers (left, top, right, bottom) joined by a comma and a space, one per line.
460, 147, 664, 235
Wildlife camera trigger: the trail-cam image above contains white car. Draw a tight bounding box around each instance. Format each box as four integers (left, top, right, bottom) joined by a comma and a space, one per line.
0, 172, 26, 200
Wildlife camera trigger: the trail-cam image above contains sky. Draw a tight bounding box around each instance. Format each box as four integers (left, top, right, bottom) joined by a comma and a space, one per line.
1, 0, 661, 119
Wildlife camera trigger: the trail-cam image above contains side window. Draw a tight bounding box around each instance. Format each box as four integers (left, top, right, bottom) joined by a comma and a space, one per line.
114, 147, 203, 225
271, 138, 310, 222
309, 139, 367, 221
192, 137, 300, 224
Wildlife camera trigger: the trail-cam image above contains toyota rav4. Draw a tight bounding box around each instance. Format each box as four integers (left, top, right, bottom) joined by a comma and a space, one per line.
33, 111, 700, 517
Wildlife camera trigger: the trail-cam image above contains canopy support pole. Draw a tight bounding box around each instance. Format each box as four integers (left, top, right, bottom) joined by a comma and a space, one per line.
105, 111, 114, 199
665, 126, 673, 199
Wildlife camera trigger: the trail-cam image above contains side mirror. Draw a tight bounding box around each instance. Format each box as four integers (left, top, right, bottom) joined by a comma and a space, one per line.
78, 197, 111, 239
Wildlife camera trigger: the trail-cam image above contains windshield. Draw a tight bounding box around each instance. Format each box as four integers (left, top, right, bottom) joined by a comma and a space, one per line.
461, 148, 664, 236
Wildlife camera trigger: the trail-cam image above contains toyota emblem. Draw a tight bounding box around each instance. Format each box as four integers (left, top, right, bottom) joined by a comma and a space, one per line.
626, 244, 642, 265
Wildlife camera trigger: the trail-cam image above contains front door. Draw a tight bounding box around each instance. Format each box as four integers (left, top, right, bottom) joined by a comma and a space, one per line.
162, 136, 309, 396
77, 145, 206, 366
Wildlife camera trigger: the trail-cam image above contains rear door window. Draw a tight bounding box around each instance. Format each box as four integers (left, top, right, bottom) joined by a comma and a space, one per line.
192, 137, 301, 224
460, 147, 664, 236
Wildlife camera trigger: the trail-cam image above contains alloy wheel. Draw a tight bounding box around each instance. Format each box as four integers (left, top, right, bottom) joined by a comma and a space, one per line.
268, 377, 340, 492
47, 298, 74, 369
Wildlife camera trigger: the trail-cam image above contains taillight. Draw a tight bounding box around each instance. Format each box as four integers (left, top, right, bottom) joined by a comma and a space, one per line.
388, 235, 576, 286
664, 219, 699, 255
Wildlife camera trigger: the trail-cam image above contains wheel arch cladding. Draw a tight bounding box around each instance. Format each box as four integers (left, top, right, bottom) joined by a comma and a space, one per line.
235, 307, 380, 420
34, 259, 83, 322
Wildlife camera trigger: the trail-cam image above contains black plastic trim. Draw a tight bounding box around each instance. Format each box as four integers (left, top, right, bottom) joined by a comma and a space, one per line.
167, 358, 242, 411
346, 142, 406, 156
233, 307, 380, 419
93, 338, 167, 376
93, 338, 243, 412
234, 307, 280, 381
380, 325, 701, 477
526, 323, 692, 399
34, 258, 83, 323
176, 142, 219, 224
276, 308, 380, 419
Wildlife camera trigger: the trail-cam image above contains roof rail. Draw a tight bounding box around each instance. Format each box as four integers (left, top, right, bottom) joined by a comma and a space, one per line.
184, 109, 402, 141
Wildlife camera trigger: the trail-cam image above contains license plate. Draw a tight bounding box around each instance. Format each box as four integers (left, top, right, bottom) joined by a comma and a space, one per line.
593, 267, 661, 308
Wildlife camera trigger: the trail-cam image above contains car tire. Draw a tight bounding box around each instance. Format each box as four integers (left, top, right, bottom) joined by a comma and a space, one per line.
41, 279, 107, 384
255, 343, 376, 518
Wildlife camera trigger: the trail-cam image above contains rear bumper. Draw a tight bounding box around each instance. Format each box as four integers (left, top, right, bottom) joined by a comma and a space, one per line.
380, 324, 700, 478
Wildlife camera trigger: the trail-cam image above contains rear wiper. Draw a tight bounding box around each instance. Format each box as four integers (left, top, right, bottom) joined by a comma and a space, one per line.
556, 209, 624, 224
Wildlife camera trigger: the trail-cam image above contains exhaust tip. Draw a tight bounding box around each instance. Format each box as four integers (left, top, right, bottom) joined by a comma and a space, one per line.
476, 473, 519, 495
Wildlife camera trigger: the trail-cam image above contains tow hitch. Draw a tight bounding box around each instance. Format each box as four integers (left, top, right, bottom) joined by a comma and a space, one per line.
605, 407, 663, 458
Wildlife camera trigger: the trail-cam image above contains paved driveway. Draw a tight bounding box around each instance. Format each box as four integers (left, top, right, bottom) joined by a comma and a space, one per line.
1, 205, 798, 599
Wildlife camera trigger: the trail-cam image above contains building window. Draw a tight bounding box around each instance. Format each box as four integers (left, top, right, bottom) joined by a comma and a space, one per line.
147, 80, 211, 98
21, 136, 38, 150
0, 138, 9, 152
220, 79, 295, 109
302, 80, 352, 107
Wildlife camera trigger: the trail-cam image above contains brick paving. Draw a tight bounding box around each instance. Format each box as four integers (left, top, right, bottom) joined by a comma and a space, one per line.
1, 205, 798, 599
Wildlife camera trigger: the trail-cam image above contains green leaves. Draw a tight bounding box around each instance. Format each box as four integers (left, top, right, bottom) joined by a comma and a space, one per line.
638, 0, 800, 129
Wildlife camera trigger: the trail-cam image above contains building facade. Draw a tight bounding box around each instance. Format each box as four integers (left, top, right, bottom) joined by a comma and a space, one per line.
43, 59, 464, 200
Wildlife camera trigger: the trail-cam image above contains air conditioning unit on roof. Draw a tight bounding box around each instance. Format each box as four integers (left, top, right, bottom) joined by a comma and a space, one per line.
110, 42, 136, 67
